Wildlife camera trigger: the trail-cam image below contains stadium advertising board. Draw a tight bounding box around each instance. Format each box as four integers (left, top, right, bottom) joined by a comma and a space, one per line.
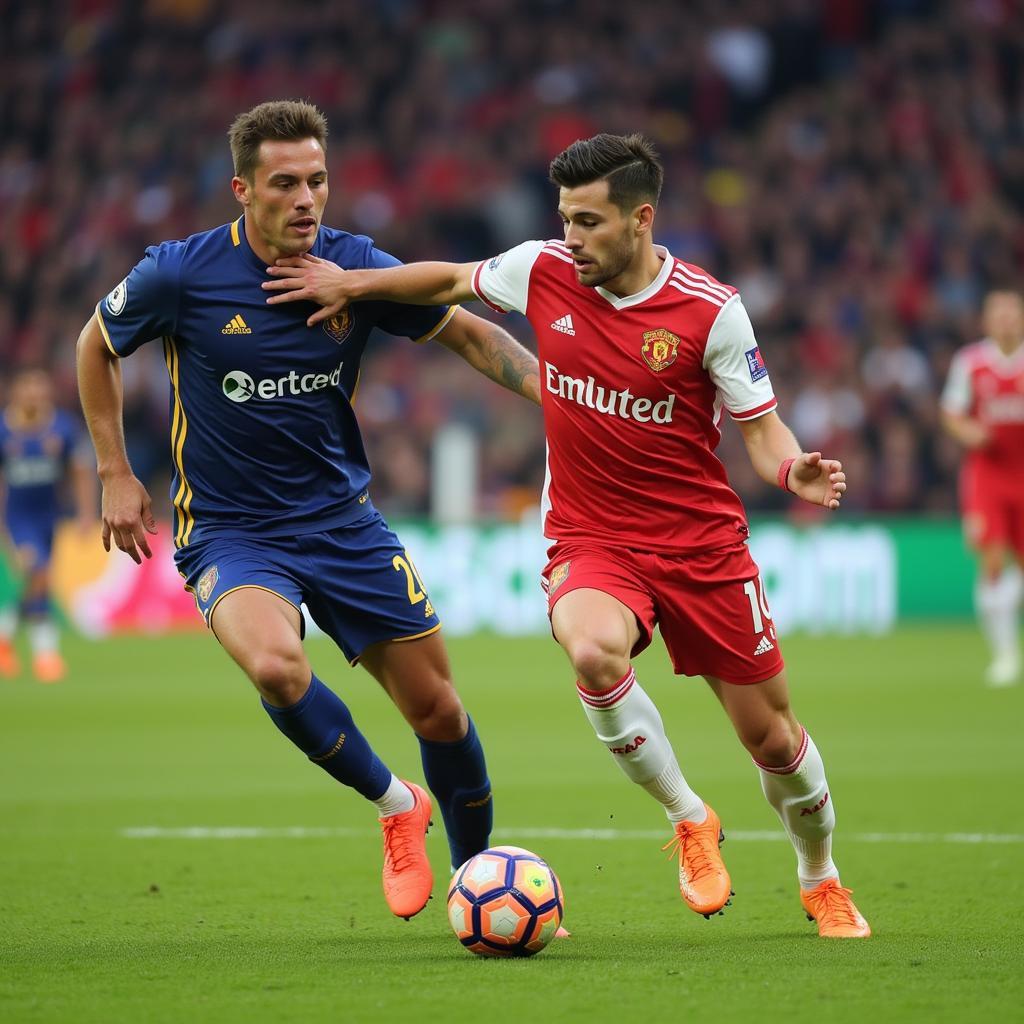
0, 516, 974, 637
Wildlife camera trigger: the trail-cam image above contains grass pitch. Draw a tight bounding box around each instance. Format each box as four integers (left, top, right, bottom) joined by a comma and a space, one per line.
1, 625, 1021, 1023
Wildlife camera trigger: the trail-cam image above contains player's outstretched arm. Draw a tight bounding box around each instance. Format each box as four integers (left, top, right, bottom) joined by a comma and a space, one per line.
737, 411, 847, 511
434, 308, 541, 404
75, 314, 157, 563
263, 254, 478, 327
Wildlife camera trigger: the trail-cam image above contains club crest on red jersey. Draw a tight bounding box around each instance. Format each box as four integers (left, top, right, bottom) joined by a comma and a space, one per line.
548, 560, 571, 594
322, 309, 353, 344
197, 565, 219, 604
641, 329, 680, 373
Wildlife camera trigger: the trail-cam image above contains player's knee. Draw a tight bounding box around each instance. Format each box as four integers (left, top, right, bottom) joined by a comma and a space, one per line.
745, 716, 802, 768
245, 648, 309, 705
408, 684, 466, 742
566, 637, 630, 691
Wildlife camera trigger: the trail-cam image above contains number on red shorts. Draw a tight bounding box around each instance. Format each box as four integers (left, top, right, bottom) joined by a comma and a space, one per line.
742, 576, 772, 634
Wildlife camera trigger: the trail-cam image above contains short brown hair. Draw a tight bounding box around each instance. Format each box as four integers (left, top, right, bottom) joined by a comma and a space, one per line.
228, 100, 328, 180
549, 133, 663, 212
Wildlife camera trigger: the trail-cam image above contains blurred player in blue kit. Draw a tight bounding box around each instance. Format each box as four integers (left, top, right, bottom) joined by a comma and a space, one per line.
0, 367, 95, 683
75, 101, 541, 919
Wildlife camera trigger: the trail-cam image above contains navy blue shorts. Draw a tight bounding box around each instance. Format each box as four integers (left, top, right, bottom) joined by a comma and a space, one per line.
6, 517, 55, 571
173, 511, 441, 664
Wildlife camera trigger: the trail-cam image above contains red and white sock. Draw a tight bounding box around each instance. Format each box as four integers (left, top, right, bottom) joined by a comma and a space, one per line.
577, 669, 706, 824
755, 727, 838, 889
975, 569, 1022, 664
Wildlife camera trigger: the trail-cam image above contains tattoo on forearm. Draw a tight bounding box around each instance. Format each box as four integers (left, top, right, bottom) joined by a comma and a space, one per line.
479, 326, 540, 400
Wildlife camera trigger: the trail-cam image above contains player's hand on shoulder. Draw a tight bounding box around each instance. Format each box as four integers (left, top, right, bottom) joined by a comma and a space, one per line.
99, 470, 157, 564
262, 252, 349, 327
789, 451, 847, 511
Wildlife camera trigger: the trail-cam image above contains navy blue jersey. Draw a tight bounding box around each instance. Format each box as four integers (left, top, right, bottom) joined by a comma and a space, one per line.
95, 218, 453, 548
0, 410, 80, 527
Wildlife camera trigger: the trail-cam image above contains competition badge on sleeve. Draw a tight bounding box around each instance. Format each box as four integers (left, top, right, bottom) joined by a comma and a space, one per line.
105, 278, 128, 316
641, 329, 680, 373
745, 347, 768, 382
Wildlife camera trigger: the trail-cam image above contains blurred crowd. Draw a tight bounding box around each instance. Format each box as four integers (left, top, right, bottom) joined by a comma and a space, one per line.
3, 0, 1024, 520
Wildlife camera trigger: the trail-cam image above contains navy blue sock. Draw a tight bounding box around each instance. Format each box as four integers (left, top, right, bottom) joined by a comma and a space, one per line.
418, 716, 492, 869
263, 674, 391, 801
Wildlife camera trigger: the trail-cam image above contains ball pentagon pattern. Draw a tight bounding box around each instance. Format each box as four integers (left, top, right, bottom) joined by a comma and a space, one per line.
446, 846, 564, 957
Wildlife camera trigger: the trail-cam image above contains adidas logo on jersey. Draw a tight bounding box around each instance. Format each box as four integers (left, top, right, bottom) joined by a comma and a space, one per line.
753, 635, 775, 656
551, 314, 576, 335
222, 314, 252, 335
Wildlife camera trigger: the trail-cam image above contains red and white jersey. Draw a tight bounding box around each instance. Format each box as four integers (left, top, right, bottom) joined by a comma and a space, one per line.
942, 338, 1024, 496
472, 239, 777, 553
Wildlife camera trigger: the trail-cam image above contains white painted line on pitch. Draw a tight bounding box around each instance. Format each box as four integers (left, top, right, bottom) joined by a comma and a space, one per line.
119, 826, 1024, 844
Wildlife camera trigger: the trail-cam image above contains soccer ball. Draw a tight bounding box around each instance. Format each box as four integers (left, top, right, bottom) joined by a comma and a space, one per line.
447, 846, 564, 957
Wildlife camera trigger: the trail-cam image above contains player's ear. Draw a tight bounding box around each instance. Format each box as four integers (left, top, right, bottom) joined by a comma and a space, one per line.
635, 203, 655, 236
231, 175, 251, 207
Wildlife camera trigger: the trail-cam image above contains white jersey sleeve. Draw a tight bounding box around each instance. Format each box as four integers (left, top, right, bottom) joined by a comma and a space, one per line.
703, 294, 778, 421
471, 239, 547, 315
940, 349, 973, 414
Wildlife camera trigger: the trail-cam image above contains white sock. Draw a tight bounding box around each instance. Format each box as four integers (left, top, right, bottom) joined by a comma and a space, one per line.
28, 620, 58, 656
975, 570, 1021, 663
756, 728, 838, 889
373, 774, 415, 818
0, 607, 16, 641
577, 669, 706, 824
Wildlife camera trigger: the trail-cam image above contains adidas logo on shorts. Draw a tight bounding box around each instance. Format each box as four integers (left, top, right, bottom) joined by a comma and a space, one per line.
753, 635, 775, 656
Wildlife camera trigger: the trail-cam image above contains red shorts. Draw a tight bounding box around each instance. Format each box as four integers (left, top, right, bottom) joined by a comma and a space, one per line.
541, 541, 785, 685
962, 481, 1024, 558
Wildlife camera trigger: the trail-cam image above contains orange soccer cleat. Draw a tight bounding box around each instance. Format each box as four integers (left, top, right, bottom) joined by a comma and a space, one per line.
380, 781, 434, 920
800, 878, 871, 938
32, 651, 66, 684
0, 639, 19, 678
662, 803, 733, 918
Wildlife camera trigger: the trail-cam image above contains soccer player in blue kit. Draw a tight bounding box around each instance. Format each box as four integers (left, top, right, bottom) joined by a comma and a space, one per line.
1, 367, 95, 682
75, 101, 541, 920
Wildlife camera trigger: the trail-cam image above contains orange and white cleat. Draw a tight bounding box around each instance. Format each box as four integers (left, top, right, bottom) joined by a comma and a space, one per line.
800, 878, 871, 938
662, 803, 733, 917
32, 651, 66, 684
380, 781, 434, 920
0, 639, 19, 678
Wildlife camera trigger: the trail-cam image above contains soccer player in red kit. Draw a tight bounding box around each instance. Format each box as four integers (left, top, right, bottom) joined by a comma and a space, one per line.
942, 290, 1024, 687
262, 133, 870, 938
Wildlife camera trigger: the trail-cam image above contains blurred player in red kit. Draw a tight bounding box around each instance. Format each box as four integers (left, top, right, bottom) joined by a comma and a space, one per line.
262, 133, 871, 938
942, 290, 1024, 687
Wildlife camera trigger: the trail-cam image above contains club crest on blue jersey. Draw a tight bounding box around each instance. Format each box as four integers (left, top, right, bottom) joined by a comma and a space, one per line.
197, 565, 219, 603
745, 347, 768, 382
323, 309, 354, 344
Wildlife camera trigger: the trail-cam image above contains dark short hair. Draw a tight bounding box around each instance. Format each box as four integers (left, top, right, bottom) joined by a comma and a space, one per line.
228, 100, 328, 180
549, 133, 663, 211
